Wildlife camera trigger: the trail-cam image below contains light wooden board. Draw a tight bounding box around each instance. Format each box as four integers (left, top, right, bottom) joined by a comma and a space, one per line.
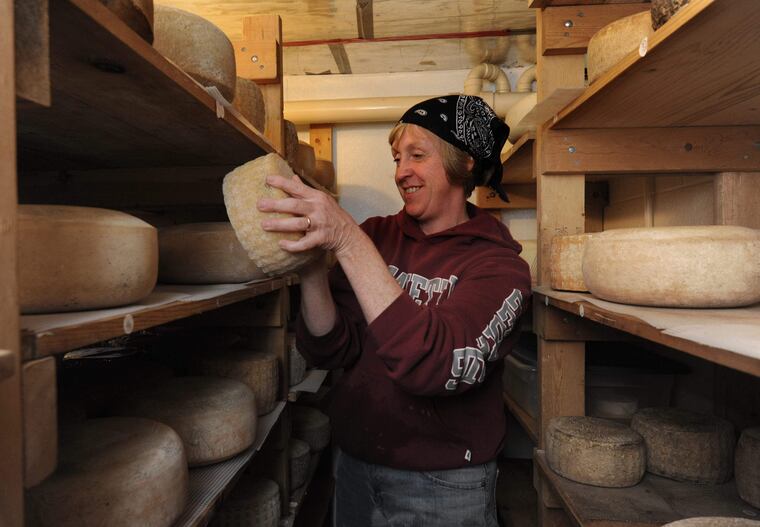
531, 0, 648, 6
14, 0, 50, 106
501, 132, 535, 183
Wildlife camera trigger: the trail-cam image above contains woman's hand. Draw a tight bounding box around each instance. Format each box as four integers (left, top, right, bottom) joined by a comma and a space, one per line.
257, 174, 359, 256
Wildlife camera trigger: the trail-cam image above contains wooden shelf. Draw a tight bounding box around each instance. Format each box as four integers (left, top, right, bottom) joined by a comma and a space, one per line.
530, 0, 648, 7
16, 0, 275, 171
551, 0, 760, 129
535, 450, 759, 526
501, 132, 535, 184
534, 286, 760, 378
503, 391, 538, 444
21, 279, 287, 360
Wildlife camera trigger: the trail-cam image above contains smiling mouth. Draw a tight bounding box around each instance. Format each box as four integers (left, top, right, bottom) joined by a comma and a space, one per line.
404, 186, 421, 194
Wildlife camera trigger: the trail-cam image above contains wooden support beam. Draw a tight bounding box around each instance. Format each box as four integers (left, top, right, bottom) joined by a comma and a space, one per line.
356, 0, 374, 39
715, 172, 760, 229
531, 0, 648, 7
22, 357, 57, 488
543, 126, 760, 175
584, 181, 607, 232
329, 43, 352, 74
14, 0, 50, 106
309, 124, 333, 162
471, 183, 537, 209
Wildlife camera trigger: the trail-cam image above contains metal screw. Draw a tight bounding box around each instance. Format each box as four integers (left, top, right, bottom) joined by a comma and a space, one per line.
564, 20, 573, 28
568, 146, 576, 153
251, 55, 259, 63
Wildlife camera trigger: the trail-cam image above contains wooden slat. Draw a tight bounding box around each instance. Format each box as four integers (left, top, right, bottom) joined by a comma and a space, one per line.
356, 0, 374, 39
531, 0, 648, 7
22, 357, 56, 488
503, 391, 538, 443
534, 303, 625, 341
543, 126, 760, 175
471, 183, 537, 209
309, 124, 333, 162
329, 43, 352, 74
715, 172, 760, 230
14, 0, 50, 106
554, 0, 760, 129
541, 4, 650, 55
501, 132, 535, 183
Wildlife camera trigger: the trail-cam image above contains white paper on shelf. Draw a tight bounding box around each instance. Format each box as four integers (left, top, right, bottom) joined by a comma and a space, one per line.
156, 283, 251, 303
291, 369, 328, 394
254, 401, 286, 451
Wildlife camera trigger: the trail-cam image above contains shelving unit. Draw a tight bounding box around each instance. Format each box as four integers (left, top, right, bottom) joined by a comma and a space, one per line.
503, 392, 538, 444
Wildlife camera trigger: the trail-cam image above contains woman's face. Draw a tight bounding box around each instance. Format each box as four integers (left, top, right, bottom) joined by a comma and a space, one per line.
391, 125, 467, 234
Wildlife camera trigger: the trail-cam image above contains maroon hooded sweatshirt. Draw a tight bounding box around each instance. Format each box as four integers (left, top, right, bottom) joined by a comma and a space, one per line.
295, 203, 532, 471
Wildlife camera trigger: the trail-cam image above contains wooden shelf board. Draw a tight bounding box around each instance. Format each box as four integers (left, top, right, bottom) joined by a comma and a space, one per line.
535, 450, 759, 527
533, 287, 760, 378
503, 391, 538, 444
501, 132, 535, 184
530, 0, 648, 7
552, 0, 760, 129
17, 0, 275, 171
21, 278, 287, 360
173, 402, 286, 527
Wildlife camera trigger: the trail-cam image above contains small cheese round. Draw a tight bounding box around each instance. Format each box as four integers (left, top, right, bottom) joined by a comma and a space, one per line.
631, 407, 735, 484
546, 416, 646, 487
99, 0, 154, 42
314, 160, 336, 190
293, 141, 316, 179
550, 234, 593, 292
158, 222, 266, 284
232, 77, 266, 132
588, 11, 653, 83
736, 427, 760, 508
292, 406, 330, 452
213, 476, 280, 527
663, 519, 760, 527
289, 334, 307, 386
110, 377, 257, 466
651, 0, 692, 30
290, 438, 311, 489
153, 5, 236, 101
582, 226, 760, 307
19, 205, 157, 314
223, 154, 319, 275
25, 417, 188, 527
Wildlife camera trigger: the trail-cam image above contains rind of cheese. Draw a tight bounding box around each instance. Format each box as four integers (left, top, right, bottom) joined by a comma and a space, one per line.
631, 407, 735, 484
663, 519, 760, 527
19, 205, 157, 314
214, 476, 280, 527
651, 0, 692, 30
313, 160, 336, 190
550, 234, 593, 292
546, 416, 646, 488
736, 427, 760, 508
284, 120, 299, 167
290, 438, 311, 489
289, 334, 307, 386
293, 141, 316, 179
223, 154, 318, 275
158, 222, 266, 284
588, 11, 653, 84
292, 406, 330, 452
583, 226, 760, 307
99, 0, 154, 42
232, 77, 266, 132
25, 417, 188, 527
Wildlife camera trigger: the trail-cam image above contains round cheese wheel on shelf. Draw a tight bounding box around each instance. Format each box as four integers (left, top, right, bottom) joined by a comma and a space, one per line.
25, 417, 188, 527
582, 226, 760, 308
153, 5, 236, 101
546, 416, 646, 488
313, 160, 336, 190
99, 0, 154, 42
110, 376, 257, 466
289, 334, 307, 386
290, 438, 311, 490
663, 519, 760, 527
223, 154, 319, 275
19, 205, 157, 314
736, 427, 760, 508
158, 222, 266, 284
190, 349, 278, 415
587, 11, 653, 84
550, 234, 593, 292
284, 120, 299, 167
293, 141, 316, 179
232, 77, 266, 132
505, 92, 537, 143
651, 0, 691, 30
211, 475, 280, 527
292, 406, 330, 452
631, 407, 735, 484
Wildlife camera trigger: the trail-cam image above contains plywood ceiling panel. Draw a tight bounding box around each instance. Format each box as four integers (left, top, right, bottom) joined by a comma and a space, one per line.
284, 45, 338, 76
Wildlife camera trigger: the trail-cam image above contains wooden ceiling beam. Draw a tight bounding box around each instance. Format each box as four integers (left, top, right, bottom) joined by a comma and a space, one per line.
328, 43, 352, 74
356, 0, 374, 39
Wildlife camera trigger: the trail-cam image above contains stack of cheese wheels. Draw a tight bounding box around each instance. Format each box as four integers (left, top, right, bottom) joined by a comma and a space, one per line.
582, 226, 760, 307
158, 222, 267, 284
314, 160, 336, 190
110, 377, 257, 466
99, 0, 154, 42
190, 349, 278, 415
292, 406, 330, 452
284, 120, 299, 168
735, 427, 760, 508
153, 5, 236, 101
550, 234, 593, 292
546, 416, 646, 487
663, 519, 760, 527
19, 205, 157, 314
293, 141, 317, 180
211, 476, 280, 527
26, 417, 188, 527
587, 11, 653, 84
232, 77, 266, 132
289, 334, 307, 386
631, 408, 735, 484
290, 438, 311, 489
651, 0, 691, 30
223, 154, 319, 275
505, 92, 537, 143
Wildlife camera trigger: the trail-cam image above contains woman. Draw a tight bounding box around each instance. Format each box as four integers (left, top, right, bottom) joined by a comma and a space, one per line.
258, 95, 531, 526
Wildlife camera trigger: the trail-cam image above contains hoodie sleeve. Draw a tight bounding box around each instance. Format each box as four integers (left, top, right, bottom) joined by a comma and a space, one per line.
365, 248, 531, 397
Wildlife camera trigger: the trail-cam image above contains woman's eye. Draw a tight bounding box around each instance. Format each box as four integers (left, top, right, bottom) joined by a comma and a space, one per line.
392, 157, 400, 165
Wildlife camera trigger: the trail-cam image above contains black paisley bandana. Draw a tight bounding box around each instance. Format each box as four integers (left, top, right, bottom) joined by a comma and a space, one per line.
399, 95, 511, 201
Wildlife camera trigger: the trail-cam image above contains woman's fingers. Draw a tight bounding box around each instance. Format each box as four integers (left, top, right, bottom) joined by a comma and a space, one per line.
261, 215, 312, 233
265, 174, 311, 198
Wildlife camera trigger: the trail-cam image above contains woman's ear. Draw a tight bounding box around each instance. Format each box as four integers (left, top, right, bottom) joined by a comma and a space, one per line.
467, 156, 475, 172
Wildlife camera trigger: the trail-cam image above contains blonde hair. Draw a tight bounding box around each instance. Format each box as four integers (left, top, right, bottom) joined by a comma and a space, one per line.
388, 123, 476, 197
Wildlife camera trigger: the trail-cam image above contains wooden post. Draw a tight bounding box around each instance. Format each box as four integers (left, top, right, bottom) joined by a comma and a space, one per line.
715, 172, 760, 229
309, 124, 333, 162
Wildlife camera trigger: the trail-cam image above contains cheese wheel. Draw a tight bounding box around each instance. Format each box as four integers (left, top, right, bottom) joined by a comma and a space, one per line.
736, 427, 760, 508
232, 77, 266, 132
664, 519, 760, 527
212, 476, 280, 527
153, 6, 236, 101
158, 222, 266, 284
223, 154, 319, 275
293, 141, 316, 179
651, 0, 691, 30
546, 416, 646, 488
292, 406, 330, 452
99, 0, 154, 42
587, 11, 653, 84
289, 334, 307, 386
26, 417, 188, 527
19, 205, 158, 314
290, 438, 311, 489
190, 349, 278, 415
505, 92, 537, 143
284, 120, 299, 167
314, 159, 336, 190
582, 226, 760, 308
110, 377, 257, 466
631, 408, 735, 484
550, 234, 592, 292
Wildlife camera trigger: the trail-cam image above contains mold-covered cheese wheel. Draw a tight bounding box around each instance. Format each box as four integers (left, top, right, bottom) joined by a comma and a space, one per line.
290, 438, 311, 489
292, 406, 330, 452
314, 159, 336, 190
587, 11, 653, 83
550, 234, 593, 292
651, 0, 691, 30
99, 0, 154, 42
735, 427, 760, 508
233, 77, 266, 132
212, 475, 280, 527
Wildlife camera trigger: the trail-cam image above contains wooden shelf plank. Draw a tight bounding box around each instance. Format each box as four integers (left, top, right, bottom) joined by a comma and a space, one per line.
502, 132, 535, 184
530, 0, 648, 7
533, 287, 760, 378
535, 450, 760, 527
503, 391, 539, 444
17, 0, 275, 171
552, 0, 760, 129
21, 279, 287, 360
